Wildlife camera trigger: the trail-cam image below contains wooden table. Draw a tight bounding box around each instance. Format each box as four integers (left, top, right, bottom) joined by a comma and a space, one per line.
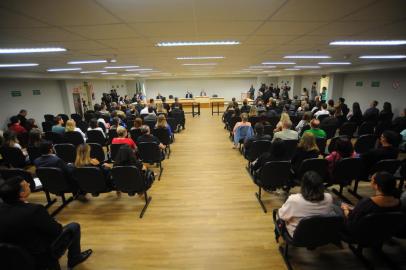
210, 97, 225, 115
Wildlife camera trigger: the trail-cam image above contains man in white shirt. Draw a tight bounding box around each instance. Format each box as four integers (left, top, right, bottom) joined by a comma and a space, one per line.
314, 103, 330, 119
199, 90, 207, 96
272, 120, 298, 142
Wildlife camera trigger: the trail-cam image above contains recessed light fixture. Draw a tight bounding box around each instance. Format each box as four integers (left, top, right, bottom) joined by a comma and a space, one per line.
330, 40, 406, 46
318, 62, 352, 65
294, 65, 321, 69
262, 62, 296, 65
250, 65, 276, 69
80, 70, 106, 74
125, 68, 153, 71
182, 63, 218, 66
102, 72, 118, 75
0, 63, 39, 67
47, 67, 82, 72
104, 65, 139, 69
285, 55, 331, 59
0, 47, 66, 54
68, 60, 109, 64
157, 41, 239, 47
285, 68, 301, 71
176, 56, 225, 60
359, 55, 406, 59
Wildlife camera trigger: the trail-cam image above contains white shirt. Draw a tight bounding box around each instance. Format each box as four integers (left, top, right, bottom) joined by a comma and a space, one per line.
140, 106, 149, 115
87, 127, 106, 138
314, 109, 330, 119
74, 127, 86, 141
278, 193, 333, 237
272, 129, 299, 141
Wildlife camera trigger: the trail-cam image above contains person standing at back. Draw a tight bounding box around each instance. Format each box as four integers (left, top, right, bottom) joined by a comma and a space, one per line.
363, 100, 379, 123
310, 81, 318, 101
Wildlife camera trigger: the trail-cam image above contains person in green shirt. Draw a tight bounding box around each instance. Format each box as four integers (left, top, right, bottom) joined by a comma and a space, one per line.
304, 119, 326, 139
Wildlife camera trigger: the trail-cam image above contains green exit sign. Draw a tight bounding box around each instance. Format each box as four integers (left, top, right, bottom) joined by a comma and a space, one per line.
355, 81, 363, 87
11, 90, 21, 97
371, 81, 380, 87
33, 89, 41, 95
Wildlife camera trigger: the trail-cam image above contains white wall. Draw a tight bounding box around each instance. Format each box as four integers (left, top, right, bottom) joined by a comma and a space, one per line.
342, 70, 406, 116
301, 76, 320, 92
144, 77, 258, 101
0, 79, 65, 129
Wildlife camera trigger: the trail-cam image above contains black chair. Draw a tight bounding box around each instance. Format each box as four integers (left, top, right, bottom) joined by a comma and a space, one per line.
0, 146, 27, 168
110, 143, 125, 162
166, 117, 179, 133
42, 121, 53, 132
138, 142, 164, 180
86, 130, 106, 146
273, 210, 344, 270
44, 114, 55, 122
17, 132, 29, 148
296, 159, 329, 183
88, 143, 106, 163
84, 112, 97, 123
317, 114, 329, 123
263, 125, 274, 137
282, 140, 298, 160
54, 144, 76, 163
111, 166, 153, 218
107, 129, 118, 145
244, 140, 272, 167
358, 121, 375, 136
27, 146, 41, 164
57, 114, 69, 124
36, 167, 75, 217
299, 124, 310, 137
340, 212, 406, 268
76, 121, 89, 134
327, 135, 349, 154
248, 116, 259, 127
130, 129, 143, 143
315, 137, 327, 155
354, 134, 377, 154
320, 124, 337, 139
329, 158, 362, 203
254, 161, 291, 213
227, 116, 241, 132
72, 167, 112, 197
44, 131, 66, 144
144, 120, 156, 131
152, 128, 172, 158
339, 122, 357, 138
0, 243, 36, 270
70, 113, 82, 122
0, 168, 39, 192
63, 131, 84, 146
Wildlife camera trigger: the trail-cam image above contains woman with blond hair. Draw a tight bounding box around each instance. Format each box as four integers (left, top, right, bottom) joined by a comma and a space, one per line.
156, 102, 168, 116
74, 144, 100, 168
156, 114, 173, 137
291, 132, 320, 173
274, 112, 291, 132
248, 105, 257, 117
65, 119, 86, 141
233, 113, 253, 149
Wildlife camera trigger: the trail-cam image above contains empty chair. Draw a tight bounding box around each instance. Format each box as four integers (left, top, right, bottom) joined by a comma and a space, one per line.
354, 134, 377, 154
329, 158, 362, 203
64, 131, 84, 146
296, 158, 329, 183
339, 122, 357, 138
152, 128, 172, 158
88, 143, 106, 163
54, 144, 76, 163
254, 161, 291, 213
138, 142, 164, 180
130, 129, 143, 143
44, 131, 66, 144
315, 137, 327, 155
110, 143, 125, 162
111, 166, 153, 218
0, 147, 27, 168
72, 167, 112, 197
36, 167, 74, 217
41, 121, 53, 132
27, 146, 41, 164
244, 140, 272, 166
86, 130, 106, 146
320, 124, 337, 139
358, 121, 375, 136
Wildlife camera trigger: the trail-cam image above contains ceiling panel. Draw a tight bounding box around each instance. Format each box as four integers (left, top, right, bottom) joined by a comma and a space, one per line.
244, 35, 296, 45
0, 8, 47, 28
97, 38, 152, 48
65, 24, 139, 39
341, 0, 406, 21
197, 21, 262, 36
131, 22, 196, 37
310, 21, 383, 36
0, 27, 85, 42
256, 21, 324, 35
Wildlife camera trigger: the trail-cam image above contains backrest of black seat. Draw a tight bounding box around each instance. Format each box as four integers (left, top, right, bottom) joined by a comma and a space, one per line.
72, 167, 109, 194
0, 168, 36, 191
339, 122, 357, 137
358, 121, 375, 136
76, 121, 89, 133
316, 137, 327, 155
331, 158, 362, 185
246, 140, 272, 161
138, 142, 161, 163
0, 243, 36, 270
320, 124, 337, 139
27, 146, 41, 164
259, 161, 291, 189
299, 124, 310, 137
292, 215, 344, 247
371, 159, 401, 175
130, 129, 143, 142
0, 147, 26, 168
298, 159, 329, 181
354, 134, 377, 154
110, 143, 125, 161
248, 116, 259, 126
54, 144, 76, 163
152, 128, 171, 145
282, 140, 298, 160
36, 167, 71, 194
70, 113, 82, 122
228, 116, 241, 131
44, 131, 66, 144
112, 166, 145, 194
86, 130, 105, 145
44, 114, 55, 122
64, 131, 84, 146
328, 135, 349, 154
166, 117, 178, 133
107, 129, 118, 145
88, 143, 105, 162
42, 121, 53, 132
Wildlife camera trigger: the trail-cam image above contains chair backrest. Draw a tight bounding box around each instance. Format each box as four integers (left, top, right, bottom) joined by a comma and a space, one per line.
64, 131, 84, 146
166, 117, 178, 133
110, 143, 125, 161
358, 121, 375, 136
315, 137, 327, 155
111, 166, 146, 194
0, 243, 36, 270
44, 114, 55, 122
339, 122, 357, 137
259, 161, 291, 189
41, 121, 53, 132
370, 159, 401, 175
88, 143, 105, 162
245, 140, 272, 162
0, 147, 26, 168
291, 215, 344, 247
72, 167, 110, 195
299, 124, 310, 137
27, 146, 41, 164
130, 129, 143, 143
0, 168, 36, 191
76, 121, 89, 133
17, 132, 29, 148
70, 113, 82, 122
107, 129, 118, 145
138, 142, 161, 163
44, 131, 66, 144
297, 158, 329, 181
354, 134, 377, 154
144, 120, 157, 131
84, 112, 97, 123
86, 130, 105, 145
36, 167, 72, 195
228, 116, 241, 131
54, 144, 76, 163
282, 140, 298, 160
263, 125, 274, 137
330, 157, 362, 186
327, 135, 349, 154
320, 124, 337, 139
248, 116, 259, 126
318, 114, 329, 123
152, 128, 171, 145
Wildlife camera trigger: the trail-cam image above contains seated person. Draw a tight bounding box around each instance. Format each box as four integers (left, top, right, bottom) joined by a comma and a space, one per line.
144, 107, 157, 122
291, 133, 320, 173
314, 103, 330, 119
304, 119, 326, 139
295, 112, 312, 134
272, 119, 298, 142
277, 171, 334, 237
65, 119, 86, 141
52, 116, 65, 135
25, 118, 39, 132
274, 113, 291, 132
0, 176, 92, 269
156, 102, 168, 116
28, 128, 44, 148
240, 99, 251, 114
251, 138, 289, 174
2, 130, 23, 150
87, 118, 105, 137
74, 144, 101, 168
244, 123, 272, 154
161, 97, 171, 112
136, 125, 165, 151
171, 97, 183, 110
131, 118, 143, 130
8, 116, 27, 136
156, 114, 173, 137
341, 172, 401, 233
232, 113, 252, 148
112, 126, 136, 150
326, 136, 357, 176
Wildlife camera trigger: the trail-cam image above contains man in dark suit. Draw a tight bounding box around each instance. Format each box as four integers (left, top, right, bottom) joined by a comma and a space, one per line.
0, 176, 92, 269
185, 91, 193, 98
156, 93, 164, 100
171, 97, 183, 111
16, 109, 28, 129
161, 97, 171, 112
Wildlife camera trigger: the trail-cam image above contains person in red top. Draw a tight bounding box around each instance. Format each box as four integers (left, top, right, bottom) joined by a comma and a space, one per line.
8, 116, 27, 135
112, 126, 137, 150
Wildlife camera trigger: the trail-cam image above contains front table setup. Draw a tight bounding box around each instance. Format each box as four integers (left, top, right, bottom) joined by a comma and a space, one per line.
210, 97, 225, 116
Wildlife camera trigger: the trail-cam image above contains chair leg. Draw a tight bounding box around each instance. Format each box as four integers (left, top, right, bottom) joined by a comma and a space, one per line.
348, 179, 363, 200
140, 191, 152, 218
50, 193, 74, 217
331, 185, 352, 204
255, 187, 267, 213
44, 191, 57, 209
158, 162, 163, 180
278, 242, 293, 270
348, 245, 374, 270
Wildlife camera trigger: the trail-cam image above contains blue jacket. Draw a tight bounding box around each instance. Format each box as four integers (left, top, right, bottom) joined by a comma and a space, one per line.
234, 125, 254, 145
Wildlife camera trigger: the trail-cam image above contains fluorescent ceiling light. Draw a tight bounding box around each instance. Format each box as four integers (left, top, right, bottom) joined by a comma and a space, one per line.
0, 47, 66, 54
68, 60, 108, 64
250, 65, 276, 69
176, 56, 225, 60
104, 65, 139, 69
80, 70, 106, 74
285, 55, 331, 59
294, 65, 321, 69
318, 62, 351, 65
102, 72, 118, 75
330, 40, 406, 46
285, 68, 301, 71
268, 70, 281, 73
182, 63, 217, 66
125, 68, 153, 71
359, 55, 406, 59
157, 41, 239, 47
0, 63, 39, 67
121, 73, 140, 76
47, 67, 82, 72
262, 62, 296, 65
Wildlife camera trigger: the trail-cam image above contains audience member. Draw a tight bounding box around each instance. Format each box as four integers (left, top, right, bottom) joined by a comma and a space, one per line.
338, 97, 349, 117
244, 123, 272, 154
25, 118, 38, 132
171, 97, 183, 110
16, 109, 28, 129
114, 144, 143, 171
347, 102, 363, 126
240, 99, 251, 114
304, 119, 326, 139
112, 126, 136, 150
156, 114, 173, 137
275, 112, 291, 132
144, 107, 157, 122
363, 100, 379, 123
378, 102, 394, 123
28, 128, 43, 148
291, 133, 320, 173
251, 138, 289, 173
161, 97, 171, 112
74, 144, 100, 167
326, 137, 357, 176
2, 130, 23, 150
273, 120, 298, 142
156, 102, 168, 116
136, 125, 165, 150
131, 118, 143, 130
65, 119, 86, 141
8, 116, 27, 135
88, 118, 105, 137
295, 112, 312, 134
34, 141, 72, 174
52, 116, 65, 135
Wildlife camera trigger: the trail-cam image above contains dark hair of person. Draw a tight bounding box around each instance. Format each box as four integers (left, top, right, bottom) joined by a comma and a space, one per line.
254, 122, 264, 135
134, 118, 143, 128
111, 117, 120, 127
114, 145, 138, 166
352, 102, 362, 117
148, 107, 154, 113
162, 97, 166, 102
0, 176, 25, 204
373, 171, 397, 197
321, 103, 327, 109
382, 130, 400, 147
9, 116, 19, 124
302, 112, 312, 121
19, 109, 27, 114
54, 116, 62, 124
28, 128, 42, 147
2, 130, 18, 146
372, 100, 378, 107
335, 137, 354, 158
89, 118, 98, 129
301, 171, 325, 202
94, 103, 101, 111
243, 99, 248, 105
271, 138, 285, 158
39, 141, 53, 155
339, 97, 345, 103
382, 102, 392, 114
328, 99, 334, 107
